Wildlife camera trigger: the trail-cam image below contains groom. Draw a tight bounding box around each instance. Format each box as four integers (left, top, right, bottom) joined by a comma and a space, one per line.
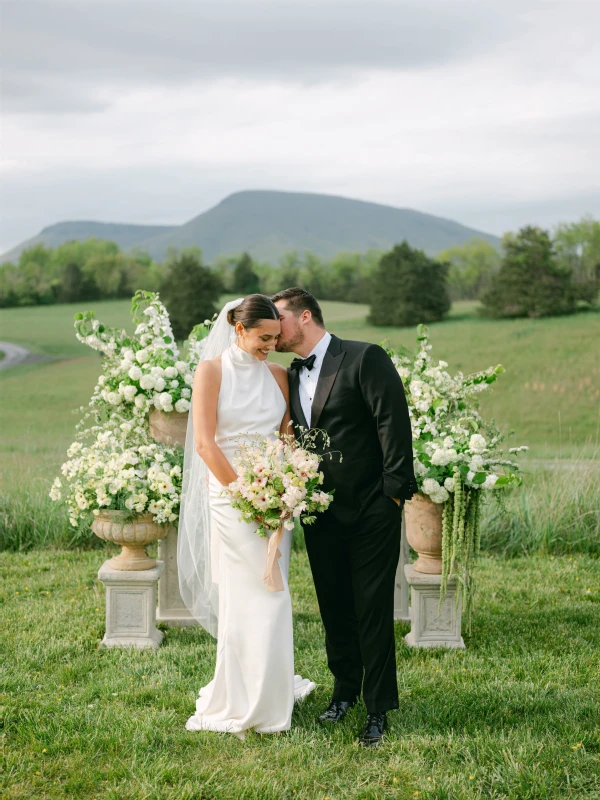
272, 287, 417, 747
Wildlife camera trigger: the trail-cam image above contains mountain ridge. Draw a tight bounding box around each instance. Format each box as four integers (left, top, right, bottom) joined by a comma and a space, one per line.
2, 190, 500, 263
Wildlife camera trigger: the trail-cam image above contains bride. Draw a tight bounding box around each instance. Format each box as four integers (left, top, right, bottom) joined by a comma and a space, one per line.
178, 294, 316, 738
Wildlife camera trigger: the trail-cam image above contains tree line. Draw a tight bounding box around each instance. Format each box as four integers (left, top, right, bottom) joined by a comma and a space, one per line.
1, 217, 598, 333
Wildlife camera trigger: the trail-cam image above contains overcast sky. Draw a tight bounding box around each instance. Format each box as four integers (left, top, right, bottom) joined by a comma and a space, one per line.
1, 0, 599, 253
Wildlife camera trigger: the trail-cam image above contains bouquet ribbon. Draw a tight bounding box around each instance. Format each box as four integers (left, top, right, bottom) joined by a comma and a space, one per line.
262, 523, 285, 592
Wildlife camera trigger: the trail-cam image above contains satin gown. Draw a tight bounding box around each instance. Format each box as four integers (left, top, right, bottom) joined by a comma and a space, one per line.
185, 343, 315, 737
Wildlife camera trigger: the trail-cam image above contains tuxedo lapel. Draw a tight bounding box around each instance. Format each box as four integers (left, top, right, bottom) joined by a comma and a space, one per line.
311, 335, 345, 429
288, 366, 309, 431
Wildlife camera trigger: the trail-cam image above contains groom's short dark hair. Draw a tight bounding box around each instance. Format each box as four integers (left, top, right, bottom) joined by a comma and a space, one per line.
271, 287, 325, 327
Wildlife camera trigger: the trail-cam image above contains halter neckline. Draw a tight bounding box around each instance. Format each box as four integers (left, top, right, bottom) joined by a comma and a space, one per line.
229, 342, 261, 366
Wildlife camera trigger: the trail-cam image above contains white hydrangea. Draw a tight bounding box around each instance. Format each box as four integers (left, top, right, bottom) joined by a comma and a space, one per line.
174, 398, 190, 413
444, 477, 455, 492
121, 385, 137, 402
164, 366, 178, 379
139, 374, 155, 391
431, 448, 458, 466
422, 478, 442, 496
469, 434, 487, 454
128, 366, 143, 381
135, 348, 149, 364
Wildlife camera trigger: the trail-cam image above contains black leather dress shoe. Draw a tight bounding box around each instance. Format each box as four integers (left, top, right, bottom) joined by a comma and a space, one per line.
359, 712, 387, 747
318, 700, 355, 723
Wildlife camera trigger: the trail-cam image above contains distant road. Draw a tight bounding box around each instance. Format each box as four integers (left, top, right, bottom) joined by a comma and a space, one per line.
0, 342, 53, 370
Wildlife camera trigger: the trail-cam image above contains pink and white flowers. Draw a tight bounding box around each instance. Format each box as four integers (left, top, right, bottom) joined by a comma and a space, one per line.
222, 431, 334, 537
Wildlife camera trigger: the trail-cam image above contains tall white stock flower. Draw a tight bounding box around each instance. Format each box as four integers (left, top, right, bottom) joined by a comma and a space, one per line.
469, 433, 487, 454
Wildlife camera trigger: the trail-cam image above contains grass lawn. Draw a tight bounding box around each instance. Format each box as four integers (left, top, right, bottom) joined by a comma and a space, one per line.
2, 548, 599, 800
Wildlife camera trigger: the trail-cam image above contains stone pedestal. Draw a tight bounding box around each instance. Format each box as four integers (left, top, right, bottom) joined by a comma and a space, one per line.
393, 514, 411, 622
403, 564, 465, 649
98, 559, 165, 649
157, 529, 197, 626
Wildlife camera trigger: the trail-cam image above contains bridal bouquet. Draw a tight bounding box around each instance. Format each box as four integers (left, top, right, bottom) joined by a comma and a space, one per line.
222, 430, 334, 538
222, 430, 334, 592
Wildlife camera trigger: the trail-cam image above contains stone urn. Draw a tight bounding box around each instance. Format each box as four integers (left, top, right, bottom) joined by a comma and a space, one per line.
91, 511, 164, 571
404, 493, 444, 574
148, 408, 188, 448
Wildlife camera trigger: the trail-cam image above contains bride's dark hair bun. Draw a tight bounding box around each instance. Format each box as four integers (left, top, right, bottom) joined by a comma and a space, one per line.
227, 294, 280, 329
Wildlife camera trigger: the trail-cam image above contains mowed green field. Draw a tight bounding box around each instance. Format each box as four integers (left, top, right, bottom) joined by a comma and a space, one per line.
0, 299, 598, 492
2, 549, 600, 799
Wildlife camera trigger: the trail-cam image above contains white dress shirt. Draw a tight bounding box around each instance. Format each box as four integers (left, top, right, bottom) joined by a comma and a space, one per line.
298, 331, 332, 427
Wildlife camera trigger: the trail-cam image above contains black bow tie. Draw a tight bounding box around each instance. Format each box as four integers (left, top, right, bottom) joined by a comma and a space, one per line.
290, 354, 317, 372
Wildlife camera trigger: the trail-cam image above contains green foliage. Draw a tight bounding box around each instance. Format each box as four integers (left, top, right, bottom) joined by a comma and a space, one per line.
438, 237, 501, 300
0, 239, 164, 309
158, 252, 222, 341
231, 252, 261, 294
368, 241, 451, 326
554, 216, 600, 305
482, 226, 576, 318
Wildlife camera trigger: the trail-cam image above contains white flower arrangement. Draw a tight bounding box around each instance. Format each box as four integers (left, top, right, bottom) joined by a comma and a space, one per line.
388, 324, 527, 503
50, 427, 182, 527
50, 290, 214, 530
73, 290, 212, 421
387, 324, 528, 627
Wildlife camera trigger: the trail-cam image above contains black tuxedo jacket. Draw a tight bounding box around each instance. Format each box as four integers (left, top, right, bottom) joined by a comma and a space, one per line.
289, 334, 417, 522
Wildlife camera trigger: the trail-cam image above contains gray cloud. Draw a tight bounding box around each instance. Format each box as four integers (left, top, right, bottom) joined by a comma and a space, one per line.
1, 0, 598, 252
1, 0, 515, 113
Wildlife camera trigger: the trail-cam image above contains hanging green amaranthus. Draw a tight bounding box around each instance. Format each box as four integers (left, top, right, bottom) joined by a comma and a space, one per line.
440, 468, 483, 633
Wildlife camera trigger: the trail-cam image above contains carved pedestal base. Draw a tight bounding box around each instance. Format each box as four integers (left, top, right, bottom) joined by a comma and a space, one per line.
157, 529, 197, 626
393, 515, 411, 622
98, 560, 164, 649
403, 564, 465, 649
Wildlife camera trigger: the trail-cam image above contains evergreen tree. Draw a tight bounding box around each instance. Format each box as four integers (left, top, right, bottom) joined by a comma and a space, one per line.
231, 253, 261, 294
368, 241, 450, 326
481, 226, 576, 318
159, 253, 222, 340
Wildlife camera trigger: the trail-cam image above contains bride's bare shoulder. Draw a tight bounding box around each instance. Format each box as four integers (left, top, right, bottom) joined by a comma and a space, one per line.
194, 356, 222, 384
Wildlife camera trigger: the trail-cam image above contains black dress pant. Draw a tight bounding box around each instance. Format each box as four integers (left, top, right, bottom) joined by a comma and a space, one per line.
304, 491, 402, 714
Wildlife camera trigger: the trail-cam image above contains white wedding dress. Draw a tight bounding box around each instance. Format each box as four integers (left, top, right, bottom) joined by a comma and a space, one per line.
185, 343, 316, 737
